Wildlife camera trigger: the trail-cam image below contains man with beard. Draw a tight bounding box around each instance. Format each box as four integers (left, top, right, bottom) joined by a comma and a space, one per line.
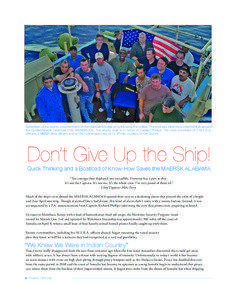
170, 65, 194, 108
36, 74, 67, 122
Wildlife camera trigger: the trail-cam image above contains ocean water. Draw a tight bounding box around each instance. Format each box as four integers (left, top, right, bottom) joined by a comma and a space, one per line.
25, 25, 212, 64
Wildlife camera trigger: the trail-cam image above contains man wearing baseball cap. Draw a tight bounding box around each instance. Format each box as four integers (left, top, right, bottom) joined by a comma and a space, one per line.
93, 52, 116, 121
149, 97, 183, 123
170, 65, 194, 108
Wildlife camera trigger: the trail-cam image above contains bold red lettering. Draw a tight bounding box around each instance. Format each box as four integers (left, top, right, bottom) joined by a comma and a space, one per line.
40, 150, 51, 162
97, 150, 108, 162
196, 150, 208, 164
157, 150, 167, 162
126, 150, 137, 164
173, 146, 184, 162
73, 146, 87, 162
28, 146, 40, 162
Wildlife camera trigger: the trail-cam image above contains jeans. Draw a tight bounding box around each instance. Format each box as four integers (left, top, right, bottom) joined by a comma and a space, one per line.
99, 90, 112, 119
79, 94, 94, 122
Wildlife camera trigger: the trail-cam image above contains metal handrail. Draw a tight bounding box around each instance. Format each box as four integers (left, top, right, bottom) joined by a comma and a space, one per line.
131, 25, 208, 54
150, 25, 210, 42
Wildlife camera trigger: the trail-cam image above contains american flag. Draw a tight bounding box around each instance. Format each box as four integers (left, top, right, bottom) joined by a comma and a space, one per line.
121, 29, 181, 62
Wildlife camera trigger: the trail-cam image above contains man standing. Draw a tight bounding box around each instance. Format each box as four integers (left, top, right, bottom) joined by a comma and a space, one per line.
75, 58, 100, 122
113, 30, 123, 54
182, 42, 194, 67
167, 50, 189, 75
170, 65, 195, 108
93, 52, 116, 121
67, 46, 84, 71
130, 32, 154, 61
146, 56, 175, 88
135, 65, 151, 96
139, 73, 172, 122
36, 74, 67, 122
81, 33, 109, 65
109, 48, 136, 81
149, 97, 183, 123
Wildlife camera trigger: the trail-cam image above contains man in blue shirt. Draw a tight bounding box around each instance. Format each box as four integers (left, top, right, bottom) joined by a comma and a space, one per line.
67, 46, 84, 71
81, 33, 109, 65
113, 30, 123, 54
75, 58, 100, 122
136, 48, 158, 73
36, 74, 67, 122
146, 57, 175, 88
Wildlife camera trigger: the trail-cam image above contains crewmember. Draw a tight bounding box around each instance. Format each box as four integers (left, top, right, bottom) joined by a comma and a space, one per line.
93, 52, 116, 121
149, 97, 183, 122
36, 74, 67, 122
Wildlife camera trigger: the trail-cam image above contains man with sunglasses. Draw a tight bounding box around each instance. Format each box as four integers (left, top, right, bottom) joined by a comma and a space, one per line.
149, 97, 183, 123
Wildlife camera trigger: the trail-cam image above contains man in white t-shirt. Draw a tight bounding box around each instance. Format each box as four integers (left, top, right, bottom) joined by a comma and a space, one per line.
182, 42, 194, 67
93, 52, 116, 121
170, 65, 195, 108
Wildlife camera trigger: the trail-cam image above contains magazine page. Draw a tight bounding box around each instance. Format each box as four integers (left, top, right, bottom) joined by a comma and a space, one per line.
4, 15, 236, 299
24, 22, 213, 281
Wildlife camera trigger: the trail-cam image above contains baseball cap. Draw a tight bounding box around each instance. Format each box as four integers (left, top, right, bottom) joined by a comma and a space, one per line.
179, 65, 191, 76
163, 97, 175, 108
95, 52, 104, 59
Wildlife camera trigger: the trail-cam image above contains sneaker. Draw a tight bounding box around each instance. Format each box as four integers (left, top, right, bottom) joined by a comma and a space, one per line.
99, 108, 105, 112
106, 117, 112, 122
